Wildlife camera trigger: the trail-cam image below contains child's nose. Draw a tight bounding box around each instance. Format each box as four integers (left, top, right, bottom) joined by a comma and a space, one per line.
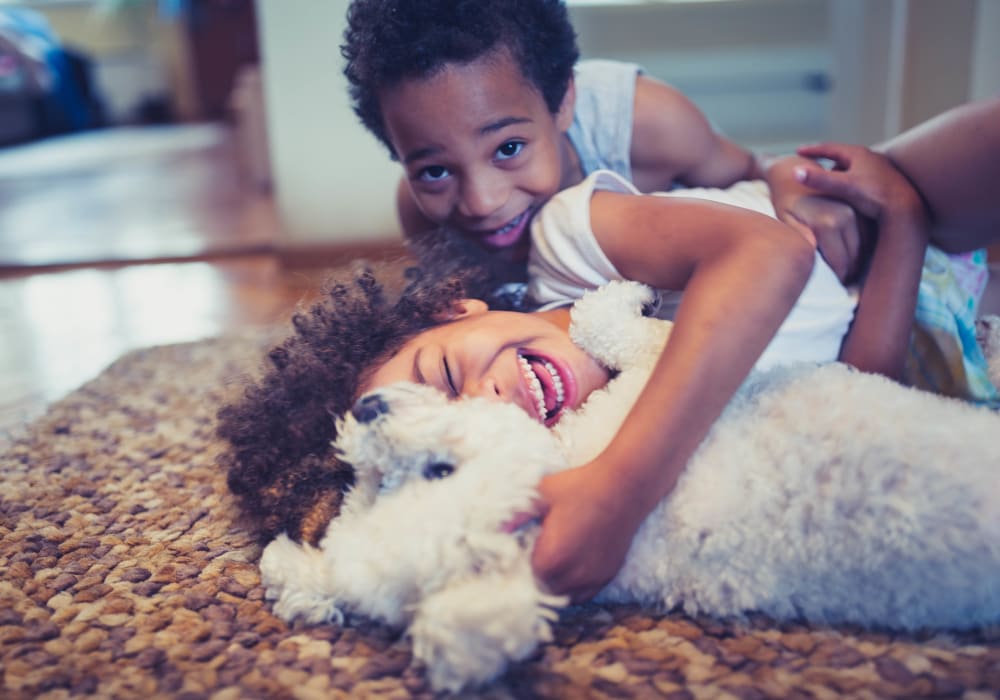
468, 376, 504, 402
459, 172, 507, 219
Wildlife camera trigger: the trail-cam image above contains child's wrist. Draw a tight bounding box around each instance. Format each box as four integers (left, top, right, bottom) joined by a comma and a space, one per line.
587, 454, 664, 525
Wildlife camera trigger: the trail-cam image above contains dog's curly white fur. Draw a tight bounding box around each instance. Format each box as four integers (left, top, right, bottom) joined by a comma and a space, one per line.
261, 281, 1000, 693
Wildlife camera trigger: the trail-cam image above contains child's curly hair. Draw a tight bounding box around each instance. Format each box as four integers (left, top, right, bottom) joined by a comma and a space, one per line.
217, 259, 516, 545
342, 0, 579, 157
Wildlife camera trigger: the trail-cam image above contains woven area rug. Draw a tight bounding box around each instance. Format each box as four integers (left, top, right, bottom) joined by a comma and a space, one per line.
2, 334, 998, 699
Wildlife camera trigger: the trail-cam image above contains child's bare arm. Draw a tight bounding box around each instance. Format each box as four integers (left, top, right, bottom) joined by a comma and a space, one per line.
532, 194, 815, 601
878, 97, 1000, 253
631, 76, 867, 274
629, 75, 758, 192
795, 143, 929, 381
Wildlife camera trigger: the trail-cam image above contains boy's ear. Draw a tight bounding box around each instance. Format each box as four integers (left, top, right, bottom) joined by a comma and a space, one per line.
556, 77, 576, 132
433, 298, 489, 322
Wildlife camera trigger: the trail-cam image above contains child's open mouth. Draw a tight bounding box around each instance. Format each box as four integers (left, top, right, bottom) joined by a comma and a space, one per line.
479, 210, 531, 250
517, 352, 565, 426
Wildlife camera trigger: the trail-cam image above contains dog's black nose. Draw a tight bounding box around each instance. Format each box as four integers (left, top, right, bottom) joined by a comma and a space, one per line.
352, 394, 389, 424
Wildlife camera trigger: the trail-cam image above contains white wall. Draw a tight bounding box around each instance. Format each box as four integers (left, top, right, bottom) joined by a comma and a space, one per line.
829, 0, 997, 146
256, 0, 400, 247
970, 0, 1000, 101
570, 0, 832, 153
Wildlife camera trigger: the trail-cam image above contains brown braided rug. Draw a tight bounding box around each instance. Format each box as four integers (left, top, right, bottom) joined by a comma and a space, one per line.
2, 334, 998, 699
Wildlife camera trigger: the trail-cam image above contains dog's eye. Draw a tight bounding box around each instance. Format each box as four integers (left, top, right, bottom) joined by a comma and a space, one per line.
422, 462, 455, 480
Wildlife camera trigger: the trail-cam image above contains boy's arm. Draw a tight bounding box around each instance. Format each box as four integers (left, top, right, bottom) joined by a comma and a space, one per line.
532, 193, 815, 602
629, 75, 758, 192
794, 143, 929, 380
630, 76, 864, 277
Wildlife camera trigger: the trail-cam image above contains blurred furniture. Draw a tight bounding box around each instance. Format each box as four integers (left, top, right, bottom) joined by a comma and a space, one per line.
186, 0, 259, 120
0, 8, 104, 147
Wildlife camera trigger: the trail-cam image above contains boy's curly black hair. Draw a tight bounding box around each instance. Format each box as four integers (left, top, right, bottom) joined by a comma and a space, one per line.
342, 0, 580, 157
217, 259, 518, 546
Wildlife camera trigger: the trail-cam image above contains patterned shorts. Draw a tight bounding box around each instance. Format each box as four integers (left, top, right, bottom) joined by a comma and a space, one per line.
906, 247, 998, 406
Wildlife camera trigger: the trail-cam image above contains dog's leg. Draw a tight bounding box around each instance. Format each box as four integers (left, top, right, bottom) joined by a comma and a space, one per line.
259, 533, 346, 624
408, 560, 566, 693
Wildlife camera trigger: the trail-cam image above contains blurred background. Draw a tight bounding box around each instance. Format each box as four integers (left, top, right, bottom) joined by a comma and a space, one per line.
1, 0, 998, 432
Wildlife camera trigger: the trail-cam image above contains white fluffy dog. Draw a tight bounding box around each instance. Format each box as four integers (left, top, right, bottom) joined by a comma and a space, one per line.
260, 282, 1000, 693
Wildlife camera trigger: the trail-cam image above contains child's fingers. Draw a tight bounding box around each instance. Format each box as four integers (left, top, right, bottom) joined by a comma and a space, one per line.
796, 142, 856, 169
500, 494, 547, 533
500, 509, 539, 533
794, 166, 879, 218
793, 164, 854, 197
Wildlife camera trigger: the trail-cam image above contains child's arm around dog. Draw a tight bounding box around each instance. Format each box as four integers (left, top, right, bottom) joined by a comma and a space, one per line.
530, 192, 816, 602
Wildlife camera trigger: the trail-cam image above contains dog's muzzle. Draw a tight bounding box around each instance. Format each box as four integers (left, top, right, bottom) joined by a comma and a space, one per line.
352, 393, 389, 424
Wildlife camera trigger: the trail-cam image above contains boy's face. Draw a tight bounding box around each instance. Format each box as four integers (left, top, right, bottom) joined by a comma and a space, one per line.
380, 49, 576, 262
361, 304, 609, 427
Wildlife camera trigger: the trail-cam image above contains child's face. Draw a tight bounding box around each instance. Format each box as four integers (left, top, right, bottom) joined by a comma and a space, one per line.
361, 303, 609, 427
380, 49, 576, 262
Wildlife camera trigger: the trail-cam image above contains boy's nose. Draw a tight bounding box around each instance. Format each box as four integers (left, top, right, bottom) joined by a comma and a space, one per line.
459, 174, 507, 219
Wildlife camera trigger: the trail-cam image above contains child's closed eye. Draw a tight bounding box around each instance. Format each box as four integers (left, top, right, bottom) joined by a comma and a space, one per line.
442, 357, 459, 397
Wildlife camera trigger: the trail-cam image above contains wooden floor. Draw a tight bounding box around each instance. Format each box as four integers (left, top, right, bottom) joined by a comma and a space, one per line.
0, 125, 340, 435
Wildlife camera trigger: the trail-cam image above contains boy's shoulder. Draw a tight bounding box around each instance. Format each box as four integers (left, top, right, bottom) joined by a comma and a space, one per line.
569, 60, 643, 179
574, 58, 641, 84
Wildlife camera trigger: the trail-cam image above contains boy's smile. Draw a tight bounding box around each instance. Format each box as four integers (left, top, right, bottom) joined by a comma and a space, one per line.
379, 48, 578, 261
361, 303, 610, 427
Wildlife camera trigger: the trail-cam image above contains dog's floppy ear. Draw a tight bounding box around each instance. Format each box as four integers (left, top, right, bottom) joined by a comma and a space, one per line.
432, 299, 489, 323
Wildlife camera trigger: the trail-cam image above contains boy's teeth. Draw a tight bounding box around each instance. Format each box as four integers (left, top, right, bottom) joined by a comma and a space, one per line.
518, 355, 565, 421
496, 212, 523, 235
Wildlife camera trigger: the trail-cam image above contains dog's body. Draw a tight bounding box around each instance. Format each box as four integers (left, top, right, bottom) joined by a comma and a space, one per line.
261, 282, 1000, 692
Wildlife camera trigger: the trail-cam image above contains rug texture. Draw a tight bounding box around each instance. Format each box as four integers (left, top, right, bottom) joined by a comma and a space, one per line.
1, 334, 998, 700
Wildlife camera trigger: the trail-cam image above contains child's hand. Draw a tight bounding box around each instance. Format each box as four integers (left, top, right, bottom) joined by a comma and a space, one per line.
794, 142, 925, 225
766, 155, 866, 283
529, 461, 645, 603
778, 192, 865, 283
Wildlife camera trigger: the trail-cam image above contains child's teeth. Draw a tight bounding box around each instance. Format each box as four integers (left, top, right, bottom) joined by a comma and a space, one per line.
542, 360, 564, 404
518, 355, 564, 421
519, 355, 546, 419
496, 212, 523, 236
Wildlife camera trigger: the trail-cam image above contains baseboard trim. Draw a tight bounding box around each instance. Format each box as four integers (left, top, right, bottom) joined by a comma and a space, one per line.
277, 240, 412, 270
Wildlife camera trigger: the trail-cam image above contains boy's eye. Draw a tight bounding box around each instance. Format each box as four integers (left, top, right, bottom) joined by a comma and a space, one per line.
418, 165, 450, 182
495, 141, 524, 161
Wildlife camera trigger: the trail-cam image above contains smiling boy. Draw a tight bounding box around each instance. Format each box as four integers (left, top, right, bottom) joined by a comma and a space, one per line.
342, 0, 858, 270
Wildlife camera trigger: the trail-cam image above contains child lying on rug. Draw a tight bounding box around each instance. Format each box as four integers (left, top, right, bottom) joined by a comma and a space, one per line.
258, 280, 1000, 692
220, 265, 1000, 692
219, 239, 1000, 570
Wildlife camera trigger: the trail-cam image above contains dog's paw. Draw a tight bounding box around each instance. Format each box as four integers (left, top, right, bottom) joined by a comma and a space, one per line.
259, 533, 344, 624
409, 567, 564, 692
272, 590, 344, 626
